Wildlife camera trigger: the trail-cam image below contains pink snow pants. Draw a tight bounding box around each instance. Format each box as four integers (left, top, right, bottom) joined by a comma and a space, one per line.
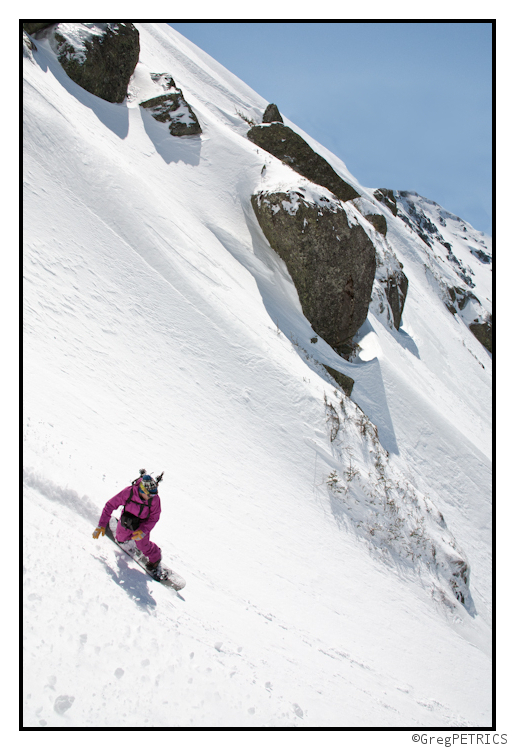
115, 520, 162, 565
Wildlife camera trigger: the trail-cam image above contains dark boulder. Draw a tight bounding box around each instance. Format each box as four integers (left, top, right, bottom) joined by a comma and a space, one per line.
247, 123, 359, 202
140, 91, 202, 136
262, 103, 283, 123
54, 23, 140, 103
252, 191, 376, 353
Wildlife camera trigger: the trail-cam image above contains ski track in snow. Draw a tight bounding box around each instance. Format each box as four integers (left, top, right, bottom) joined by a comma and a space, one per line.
23, 23, 491, 728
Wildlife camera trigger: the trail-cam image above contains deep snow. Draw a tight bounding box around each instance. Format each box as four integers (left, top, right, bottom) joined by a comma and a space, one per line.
23, 23, 492, 728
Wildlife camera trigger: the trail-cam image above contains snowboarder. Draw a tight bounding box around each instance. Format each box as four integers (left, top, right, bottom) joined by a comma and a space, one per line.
93, 472, 162, 570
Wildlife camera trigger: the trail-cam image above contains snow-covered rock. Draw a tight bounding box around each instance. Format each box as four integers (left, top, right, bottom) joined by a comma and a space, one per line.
251, 188, 376, 353
393, 190, 492, 352
47, 22, 140, 104
248, 122, 360, 202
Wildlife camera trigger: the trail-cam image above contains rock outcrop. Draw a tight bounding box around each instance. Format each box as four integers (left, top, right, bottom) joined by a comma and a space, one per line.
398, 191, 449, 250
140, 76, 201, 136
469, 317, 492, 353
353, 195, 408, 332
371, 252, 409, 333
384, 268, 409, 330
52, 23, 140, 103
373, 188, 398, 216
366, 214, 387, 236
252, 190, 376, 353
262, 103, 283, 123
324, 365, 354, 397
390, 191, 492, 353
445, 287, 492, 353
247, 123, 360, 202
445, 286, 478, 316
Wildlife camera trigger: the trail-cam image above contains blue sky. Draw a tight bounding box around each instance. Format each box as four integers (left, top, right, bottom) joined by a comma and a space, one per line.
170, 22, 492, 235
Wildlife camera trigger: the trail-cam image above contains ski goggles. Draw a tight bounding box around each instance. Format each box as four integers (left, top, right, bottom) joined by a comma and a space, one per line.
140, 480, 157, 495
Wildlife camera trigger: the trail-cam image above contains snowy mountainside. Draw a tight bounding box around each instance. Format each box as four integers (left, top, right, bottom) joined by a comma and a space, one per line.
396, 190, 492, 286
382, 190, 492, 343
23, 23, 491, 728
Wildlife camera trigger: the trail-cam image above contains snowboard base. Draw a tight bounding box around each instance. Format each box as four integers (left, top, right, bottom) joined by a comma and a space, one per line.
105, 517, 186, 590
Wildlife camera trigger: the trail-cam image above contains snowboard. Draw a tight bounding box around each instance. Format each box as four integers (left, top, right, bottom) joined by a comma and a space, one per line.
105, 516, 186, 590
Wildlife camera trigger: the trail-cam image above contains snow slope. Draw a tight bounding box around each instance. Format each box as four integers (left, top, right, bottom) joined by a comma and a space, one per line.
23, 23, 492, 728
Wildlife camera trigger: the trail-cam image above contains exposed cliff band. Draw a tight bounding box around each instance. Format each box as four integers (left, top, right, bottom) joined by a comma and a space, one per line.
252, 191, 376, 355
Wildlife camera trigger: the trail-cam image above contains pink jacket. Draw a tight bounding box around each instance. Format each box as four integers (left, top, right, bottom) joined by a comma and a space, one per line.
98, 478, 162, 536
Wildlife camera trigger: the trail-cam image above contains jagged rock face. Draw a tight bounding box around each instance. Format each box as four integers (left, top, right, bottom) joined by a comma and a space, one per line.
391, 191, 492, 352
247, 123, 360, 202
53, 23, 140, 104
140, 92, 202, 136
372, 258, 409, 333
252, 191, 376, 352
262, 103, 283, 123
351, 196, 408, 330
385, 269, 409, 330
446, 286, 478, 314
398, 192, 446, 250
373, 188, 398, 216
